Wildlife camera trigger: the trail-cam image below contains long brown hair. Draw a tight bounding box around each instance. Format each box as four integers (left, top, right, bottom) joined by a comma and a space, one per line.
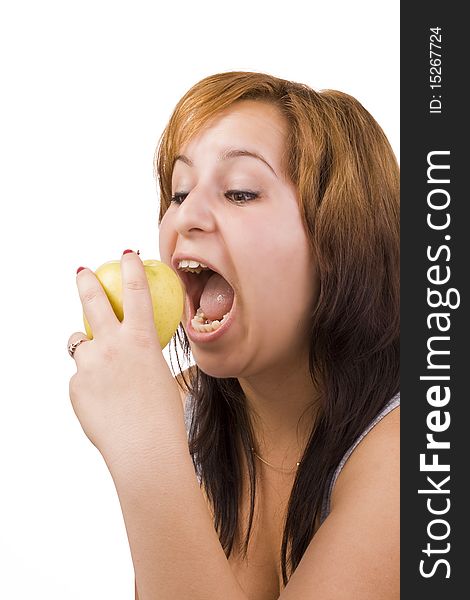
155, 71, 399, 586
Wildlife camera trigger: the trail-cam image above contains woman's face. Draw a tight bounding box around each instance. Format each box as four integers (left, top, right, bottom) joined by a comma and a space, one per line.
159, 100, 319, 379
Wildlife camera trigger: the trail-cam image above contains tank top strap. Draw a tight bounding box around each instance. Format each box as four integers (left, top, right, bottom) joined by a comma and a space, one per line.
320, 392, 400, 523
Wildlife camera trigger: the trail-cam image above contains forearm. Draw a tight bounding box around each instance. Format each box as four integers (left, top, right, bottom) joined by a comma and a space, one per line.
107, 431, 247, 600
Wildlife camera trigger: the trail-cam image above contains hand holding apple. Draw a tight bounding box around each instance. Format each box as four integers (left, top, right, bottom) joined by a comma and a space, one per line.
68, 250, 188, 466
83, 257, 184, 349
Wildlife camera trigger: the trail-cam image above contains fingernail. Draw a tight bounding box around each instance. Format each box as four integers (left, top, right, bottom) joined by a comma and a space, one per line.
76, 266, 86, 274
122, 249, 134, 255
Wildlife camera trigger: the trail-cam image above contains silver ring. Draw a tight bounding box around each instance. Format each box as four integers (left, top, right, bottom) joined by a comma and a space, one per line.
68, 338, 89, 358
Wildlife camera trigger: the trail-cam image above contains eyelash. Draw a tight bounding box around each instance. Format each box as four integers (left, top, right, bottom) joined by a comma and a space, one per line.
170, 190, 259, 205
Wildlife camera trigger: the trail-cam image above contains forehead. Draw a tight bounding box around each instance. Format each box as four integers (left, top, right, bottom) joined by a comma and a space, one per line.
174, 100, 288, 171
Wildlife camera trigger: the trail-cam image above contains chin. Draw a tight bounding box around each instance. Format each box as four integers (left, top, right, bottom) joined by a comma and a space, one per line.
190, 353, 242, 380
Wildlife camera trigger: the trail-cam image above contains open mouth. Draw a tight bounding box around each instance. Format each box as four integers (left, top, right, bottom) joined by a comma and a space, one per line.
174, 260, 235, 334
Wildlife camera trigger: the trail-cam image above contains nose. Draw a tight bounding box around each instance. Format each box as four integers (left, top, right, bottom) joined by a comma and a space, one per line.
173, 186, 217, 236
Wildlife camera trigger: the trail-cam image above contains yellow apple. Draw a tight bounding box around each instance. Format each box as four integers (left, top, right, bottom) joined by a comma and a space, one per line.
83, 259, 184, 348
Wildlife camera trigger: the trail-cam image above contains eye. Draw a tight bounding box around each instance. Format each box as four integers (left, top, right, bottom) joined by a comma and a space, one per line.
170, 190, 259, 205
225, 190, 259, 204
170, 192, 188, 204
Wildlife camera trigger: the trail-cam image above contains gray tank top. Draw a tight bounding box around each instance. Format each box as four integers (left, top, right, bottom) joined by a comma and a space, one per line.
184, 391, 400, 523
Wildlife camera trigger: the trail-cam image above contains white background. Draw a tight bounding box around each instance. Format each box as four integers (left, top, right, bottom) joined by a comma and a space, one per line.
0, 1, 399, 598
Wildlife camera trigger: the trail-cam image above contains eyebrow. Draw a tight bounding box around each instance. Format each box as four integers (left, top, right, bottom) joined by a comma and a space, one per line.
174, 148, 278, 178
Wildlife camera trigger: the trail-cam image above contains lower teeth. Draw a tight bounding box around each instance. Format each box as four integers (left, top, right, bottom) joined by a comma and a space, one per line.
191, 307, 230, 333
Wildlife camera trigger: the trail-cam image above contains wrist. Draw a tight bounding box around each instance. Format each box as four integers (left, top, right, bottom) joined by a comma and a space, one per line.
101, 422, 191, 482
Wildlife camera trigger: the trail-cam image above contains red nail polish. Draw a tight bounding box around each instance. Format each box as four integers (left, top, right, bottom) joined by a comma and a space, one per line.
76, 266, 86, 274
123, 249, 134, 255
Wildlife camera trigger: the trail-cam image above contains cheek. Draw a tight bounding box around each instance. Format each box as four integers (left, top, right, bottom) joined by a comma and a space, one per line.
245, 259, 316, 364
245, 228, 317, 328
289, 252, 319, 321
255, 263, 317, 317
241, 250, 316, 322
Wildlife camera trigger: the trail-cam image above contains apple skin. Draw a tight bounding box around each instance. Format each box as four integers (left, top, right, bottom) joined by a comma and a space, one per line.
83, 259, 185, 349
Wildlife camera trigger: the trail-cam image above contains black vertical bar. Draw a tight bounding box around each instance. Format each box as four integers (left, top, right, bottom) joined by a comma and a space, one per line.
401, 2, 467, 598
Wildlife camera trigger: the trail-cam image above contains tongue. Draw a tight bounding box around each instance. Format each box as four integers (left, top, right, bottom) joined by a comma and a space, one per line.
199, 272, 234, 321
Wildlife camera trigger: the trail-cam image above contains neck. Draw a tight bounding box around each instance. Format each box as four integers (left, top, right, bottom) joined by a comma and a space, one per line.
237, 357, 319, 468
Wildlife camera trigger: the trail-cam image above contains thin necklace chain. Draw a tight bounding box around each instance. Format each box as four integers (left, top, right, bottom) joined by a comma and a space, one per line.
251, 448, 301, 474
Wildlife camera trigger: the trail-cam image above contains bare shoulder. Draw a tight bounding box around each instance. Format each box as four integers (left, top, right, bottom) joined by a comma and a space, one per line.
332, 404, 400, 504
279, 405, 400, 599
174, 364, 197, 410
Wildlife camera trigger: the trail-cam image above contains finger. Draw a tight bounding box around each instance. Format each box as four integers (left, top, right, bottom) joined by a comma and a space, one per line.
67, 331, 91, 362
76, 268, 120, 337
120, 250, 155, 331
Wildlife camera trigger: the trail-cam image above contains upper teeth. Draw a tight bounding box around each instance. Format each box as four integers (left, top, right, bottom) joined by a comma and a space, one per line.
178, 259, 209, 273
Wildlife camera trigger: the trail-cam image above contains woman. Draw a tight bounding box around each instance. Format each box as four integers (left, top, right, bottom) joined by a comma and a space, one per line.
68, 71, 400, 600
